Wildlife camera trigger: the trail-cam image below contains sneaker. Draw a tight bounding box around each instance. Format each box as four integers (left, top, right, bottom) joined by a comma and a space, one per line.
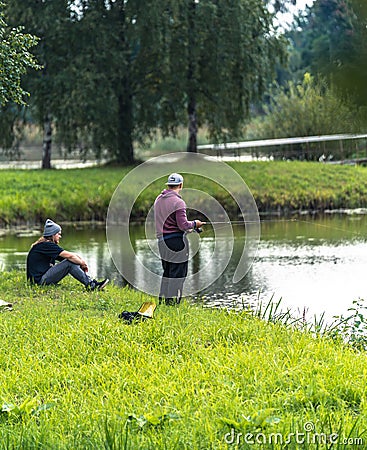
89, 278, 109, 291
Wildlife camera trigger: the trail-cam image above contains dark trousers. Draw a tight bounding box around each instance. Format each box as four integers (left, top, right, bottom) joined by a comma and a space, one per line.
158, 235, 188, 305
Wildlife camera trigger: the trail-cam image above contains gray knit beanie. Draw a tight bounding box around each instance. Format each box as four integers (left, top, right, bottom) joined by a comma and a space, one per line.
43, 219, 61, 237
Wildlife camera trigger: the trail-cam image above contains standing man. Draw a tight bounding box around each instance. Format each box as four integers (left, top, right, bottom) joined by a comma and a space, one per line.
27, 219, 109, 290
154, 173, 205, 305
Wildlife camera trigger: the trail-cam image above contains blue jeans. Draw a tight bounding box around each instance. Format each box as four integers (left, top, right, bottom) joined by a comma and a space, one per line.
40, 259, 92, 287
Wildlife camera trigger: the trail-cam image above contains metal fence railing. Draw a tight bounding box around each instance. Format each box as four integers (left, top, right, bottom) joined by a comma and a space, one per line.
197, 133, 367, 163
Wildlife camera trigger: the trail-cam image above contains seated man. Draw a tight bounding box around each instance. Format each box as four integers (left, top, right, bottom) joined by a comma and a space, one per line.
26, 219, 109, 291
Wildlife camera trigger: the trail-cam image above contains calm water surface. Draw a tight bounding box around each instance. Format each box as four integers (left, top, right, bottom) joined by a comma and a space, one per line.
2, 215, 367, 322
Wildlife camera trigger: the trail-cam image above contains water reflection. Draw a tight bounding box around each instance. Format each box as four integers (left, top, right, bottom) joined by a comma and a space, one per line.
1, 215, 367, 321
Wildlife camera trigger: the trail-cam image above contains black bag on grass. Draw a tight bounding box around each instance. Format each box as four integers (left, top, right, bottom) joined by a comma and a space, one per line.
118, 302, 156, 324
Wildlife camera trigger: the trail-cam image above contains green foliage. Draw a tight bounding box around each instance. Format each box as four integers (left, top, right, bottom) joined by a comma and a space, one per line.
332, 299, 367, 351
0, 271, 367, 448
1, 399, 54, 424
0, 1, 40, 105
0, 103, 25, 156
53, 0, 174, 163
286, 0, 367, 119
246, 74, 360, 159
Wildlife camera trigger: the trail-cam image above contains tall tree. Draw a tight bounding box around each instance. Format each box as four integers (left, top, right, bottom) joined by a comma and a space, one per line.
2, 0, 287, 165
162, 0, 286, 152
60, 0, 172, 164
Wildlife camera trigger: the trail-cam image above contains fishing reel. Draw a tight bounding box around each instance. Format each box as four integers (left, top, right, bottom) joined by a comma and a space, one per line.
195, 227, 203, 234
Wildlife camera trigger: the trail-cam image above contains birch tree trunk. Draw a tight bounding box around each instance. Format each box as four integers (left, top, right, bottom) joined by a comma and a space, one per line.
186, 0, 198, 153
116, 90, 134, 164
42, 114, 52, 169
187, 97, 197, 153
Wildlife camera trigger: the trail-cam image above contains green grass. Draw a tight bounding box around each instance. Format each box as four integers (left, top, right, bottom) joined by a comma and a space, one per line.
233, 161, 367, 212
1, 161, 367, 226
1, 271, 367, 449
0, 167, 130, 225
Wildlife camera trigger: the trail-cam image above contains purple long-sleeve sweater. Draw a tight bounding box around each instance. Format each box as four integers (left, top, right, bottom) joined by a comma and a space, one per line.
154, 189, 195, 237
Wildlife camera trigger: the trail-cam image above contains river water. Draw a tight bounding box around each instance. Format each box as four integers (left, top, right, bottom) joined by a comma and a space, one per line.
2, 214, 367, 322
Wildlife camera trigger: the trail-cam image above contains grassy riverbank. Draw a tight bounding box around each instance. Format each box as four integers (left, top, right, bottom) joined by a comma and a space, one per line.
0, 271, 366, 448
1, 161, 367, 226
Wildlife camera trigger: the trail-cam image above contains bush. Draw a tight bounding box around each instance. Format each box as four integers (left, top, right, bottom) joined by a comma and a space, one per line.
247, 74, 362, 160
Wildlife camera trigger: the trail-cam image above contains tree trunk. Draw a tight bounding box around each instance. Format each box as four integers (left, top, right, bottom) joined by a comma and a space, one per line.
187, 97, 198, 153
42, 114, 52, 169
116, 91, 134, 165
186, 0, 198, 153
114, 2, 134, 165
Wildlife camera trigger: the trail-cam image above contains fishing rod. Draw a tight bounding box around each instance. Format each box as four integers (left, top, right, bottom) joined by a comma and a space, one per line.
195, 216, 367, 237
209, 217, 367, 235
206, 220, 255, 224
202, 218, 298, 225
208, 219, 297, 225
296, 218, 366, 236
195, 218, 297, 232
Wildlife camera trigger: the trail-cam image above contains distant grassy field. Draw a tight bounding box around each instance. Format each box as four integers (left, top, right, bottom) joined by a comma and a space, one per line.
0, 271, 366, 449
0, 161, 367, 226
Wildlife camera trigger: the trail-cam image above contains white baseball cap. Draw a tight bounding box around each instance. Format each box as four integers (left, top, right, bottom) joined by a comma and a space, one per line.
166, 173, 184, 185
